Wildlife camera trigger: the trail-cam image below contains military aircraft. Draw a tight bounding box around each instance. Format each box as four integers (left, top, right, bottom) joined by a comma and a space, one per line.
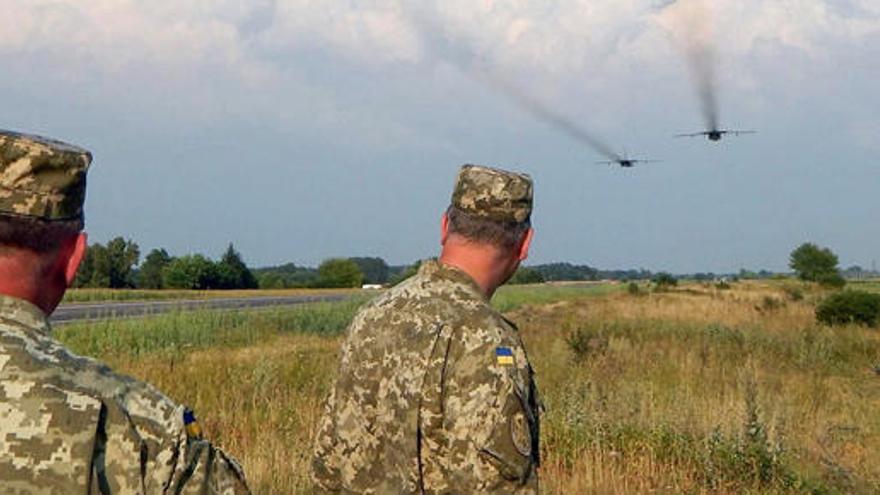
596, 157, 661, 168
675, 129, 756, 141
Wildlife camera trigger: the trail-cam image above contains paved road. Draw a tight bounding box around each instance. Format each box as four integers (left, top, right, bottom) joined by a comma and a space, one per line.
51, 294, 352, 325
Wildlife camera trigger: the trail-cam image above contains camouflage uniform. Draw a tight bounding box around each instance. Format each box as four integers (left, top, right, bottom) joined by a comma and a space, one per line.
0, 130, 249, 493
313, 165, 540, 494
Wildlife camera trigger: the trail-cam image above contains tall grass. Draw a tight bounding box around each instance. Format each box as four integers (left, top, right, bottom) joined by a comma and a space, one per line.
52, 283, 880, 494
61, 288, 357, 304
56, 297, 368, 358
493, 282, 621, 312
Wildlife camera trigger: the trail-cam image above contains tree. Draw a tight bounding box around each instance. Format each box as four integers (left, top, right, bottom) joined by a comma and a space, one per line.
163, 255, 221, 290
652, 272, 678, 289
316, 258, 364, 288
217, 243, 258, 289
508, 267, 545, 285
104, 237, 140, 288
73, 244, 97, 288
349, 257, 390, 285
789, 243, 845, 288
254, 263, 318, 289
138, 248, 172, 289
389, 260, 423, 286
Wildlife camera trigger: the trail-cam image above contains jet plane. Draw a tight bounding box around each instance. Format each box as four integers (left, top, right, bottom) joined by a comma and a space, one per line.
675, 129, 756, 141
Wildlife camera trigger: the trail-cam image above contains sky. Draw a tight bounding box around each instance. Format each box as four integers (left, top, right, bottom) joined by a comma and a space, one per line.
1, 0, 878, 272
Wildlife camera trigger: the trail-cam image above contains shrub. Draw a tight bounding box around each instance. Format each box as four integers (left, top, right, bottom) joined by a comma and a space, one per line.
756, 296, 785, 313
316, 258, 364, 288
816, 290, 880, 327
782, 285, 804, 302
565, 326, 608, 362
653, 272, 678, 290
627, 282, 640, 296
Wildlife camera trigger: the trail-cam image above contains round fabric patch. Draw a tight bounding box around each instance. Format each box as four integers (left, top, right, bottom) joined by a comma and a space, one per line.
509, 411, 531, 457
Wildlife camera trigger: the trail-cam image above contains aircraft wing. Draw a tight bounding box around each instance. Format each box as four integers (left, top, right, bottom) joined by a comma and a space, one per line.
674, 132, 707, 138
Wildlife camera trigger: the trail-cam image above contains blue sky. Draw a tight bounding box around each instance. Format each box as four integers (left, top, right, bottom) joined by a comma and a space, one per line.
1, 0, 878, 272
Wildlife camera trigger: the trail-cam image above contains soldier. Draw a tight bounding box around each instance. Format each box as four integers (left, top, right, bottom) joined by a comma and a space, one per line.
313, 164, 541, 493
0, 130, 249, 493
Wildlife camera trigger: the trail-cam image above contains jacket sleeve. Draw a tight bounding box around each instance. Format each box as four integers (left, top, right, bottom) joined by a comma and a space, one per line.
419, 325, 539, 494
93, 392, 250, 494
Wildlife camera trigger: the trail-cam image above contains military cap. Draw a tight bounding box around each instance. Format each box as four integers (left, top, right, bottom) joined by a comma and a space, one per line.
0, 129, 92, 221
451, 164, 533, 223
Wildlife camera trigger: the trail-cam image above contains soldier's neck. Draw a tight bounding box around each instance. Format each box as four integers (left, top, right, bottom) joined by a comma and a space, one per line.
0, 254, 62, 315
439, 243, 510, 299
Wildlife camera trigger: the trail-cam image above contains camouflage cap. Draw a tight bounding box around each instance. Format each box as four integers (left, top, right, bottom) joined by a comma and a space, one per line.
0, 130, 92, 221
450, 164, 533, 223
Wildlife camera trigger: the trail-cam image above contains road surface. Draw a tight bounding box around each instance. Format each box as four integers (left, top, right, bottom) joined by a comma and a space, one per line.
51, 294, 352, 325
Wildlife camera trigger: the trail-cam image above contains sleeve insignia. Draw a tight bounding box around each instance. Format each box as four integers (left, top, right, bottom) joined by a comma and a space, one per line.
183, 407, 203, 439
495, 346, 514, 366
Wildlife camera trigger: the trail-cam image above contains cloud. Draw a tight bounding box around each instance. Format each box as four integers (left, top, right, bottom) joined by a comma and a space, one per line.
0, 0, 877, 147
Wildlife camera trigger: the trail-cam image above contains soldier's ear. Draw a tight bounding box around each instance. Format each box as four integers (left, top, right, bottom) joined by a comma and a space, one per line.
64, 232, 88, 287
440, 213, 450, 245
516, 228, 534, 262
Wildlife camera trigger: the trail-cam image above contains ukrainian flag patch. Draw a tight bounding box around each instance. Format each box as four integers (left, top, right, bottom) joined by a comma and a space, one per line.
183, 408, 203, 439
496, 346, 514, 366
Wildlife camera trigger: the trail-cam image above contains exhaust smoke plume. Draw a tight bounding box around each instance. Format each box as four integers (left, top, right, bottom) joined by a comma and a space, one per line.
405, 7, 622, 162
660, 0, 719, 130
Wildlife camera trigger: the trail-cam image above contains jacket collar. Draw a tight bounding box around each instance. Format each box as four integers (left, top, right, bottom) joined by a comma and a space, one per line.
0, 294, 51, 335
418, 259, 490, 304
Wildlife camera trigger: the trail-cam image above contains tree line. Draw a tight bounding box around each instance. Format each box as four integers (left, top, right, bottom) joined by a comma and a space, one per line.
71, 237, 861, 291
73, 238, 397, 290
74, 238, 259, 290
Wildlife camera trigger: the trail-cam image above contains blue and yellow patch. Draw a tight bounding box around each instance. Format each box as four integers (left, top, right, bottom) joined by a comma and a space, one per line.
183, 408, 203, 439
496, 346, 514, 366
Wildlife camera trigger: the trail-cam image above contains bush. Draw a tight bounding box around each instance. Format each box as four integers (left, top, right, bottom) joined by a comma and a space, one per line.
316, 258, 364, 288
782, 285, 804, 302
653, 272, 678, 290
508, 267, 545, 285
565, 326, 608, 362
755, 296, 785, 314
816, 290, 880, 327
627, 282, 640, 296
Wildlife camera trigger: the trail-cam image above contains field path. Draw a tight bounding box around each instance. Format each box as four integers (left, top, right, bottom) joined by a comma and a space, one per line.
51, 294, 352, 324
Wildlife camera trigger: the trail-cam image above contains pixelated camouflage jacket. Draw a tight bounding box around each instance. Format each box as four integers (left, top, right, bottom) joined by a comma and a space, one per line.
0, 294, 250, 494
313, 260, 541, 494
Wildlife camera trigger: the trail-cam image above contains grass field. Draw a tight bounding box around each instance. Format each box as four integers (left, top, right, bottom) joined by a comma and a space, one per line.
54, 282, 880, 494
61, 287, 359, 304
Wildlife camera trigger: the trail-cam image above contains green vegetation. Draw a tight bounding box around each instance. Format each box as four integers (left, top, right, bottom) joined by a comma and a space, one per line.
627, 281, 641, 296
56, 297, 369, 358
789, 242, 846, 288
74, 236, 140, 288
508, 267, 545, 285
652, 271, 678, 289
254, 263, 318, 289
138, 248, 172, 289
492, 282, 619, 312
816, 290, 880, 327
349, 257, 390, 285
316, 258, 364, 288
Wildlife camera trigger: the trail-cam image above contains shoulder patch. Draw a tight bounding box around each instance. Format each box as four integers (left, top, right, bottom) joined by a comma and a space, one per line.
495, 346, 514, 366
183, 407, 203, 439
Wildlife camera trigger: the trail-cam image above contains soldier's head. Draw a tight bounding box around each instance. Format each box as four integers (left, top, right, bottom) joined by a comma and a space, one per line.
0, 130, 91, 314
440, 164, 534, 295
